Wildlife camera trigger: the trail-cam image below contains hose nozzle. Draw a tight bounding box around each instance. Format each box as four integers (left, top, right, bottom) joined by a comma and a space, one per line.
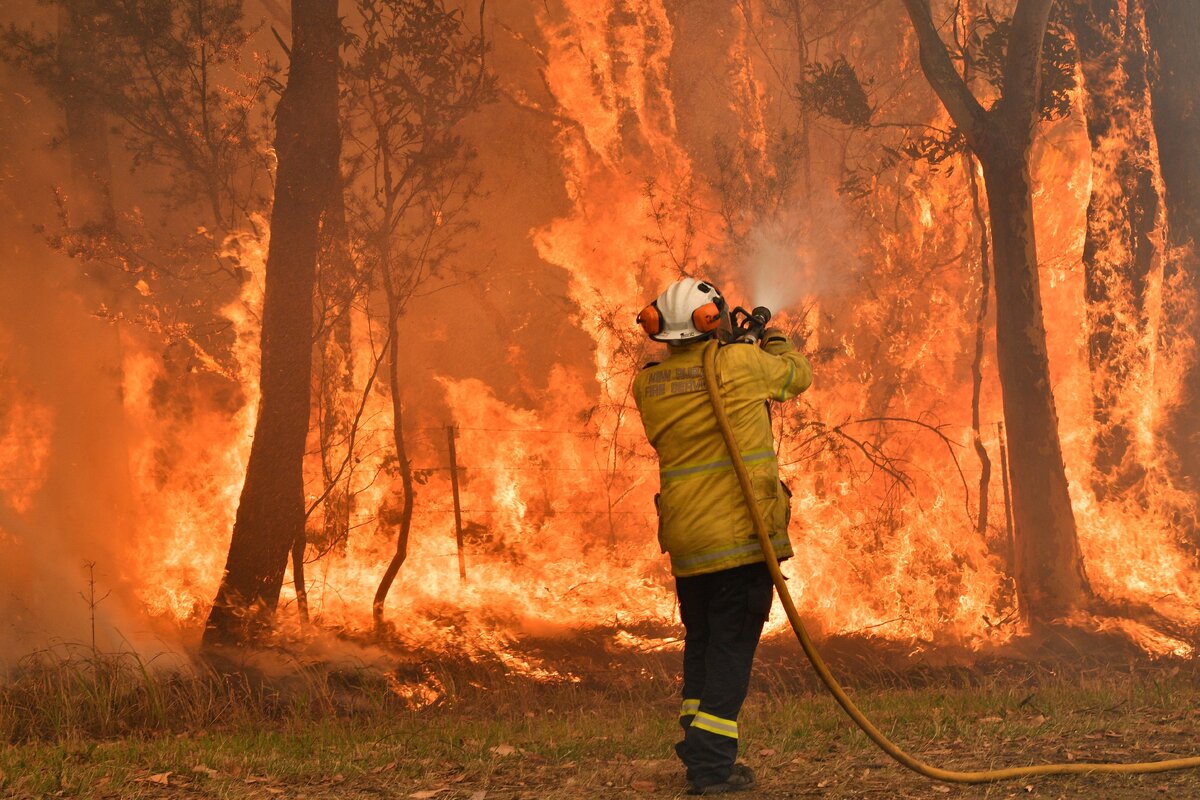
732, 305, 772, 343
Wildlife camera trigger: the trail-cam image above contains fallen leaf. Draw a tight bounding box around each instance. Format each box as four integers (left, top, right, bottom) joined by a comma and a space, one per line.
147, 772, 171, 786
817, 779, 831, 788
371, 762, 398, 774
630, 780, 656, 792
193, 765, 219, 778
409, 790, 448, 799
489, 744, 518, 756
978, 716, 1003, 724
932, 786, 950, 794
468, 793, 487, 800
1027, 714, 1048, 726
1024, 784, 1035, 793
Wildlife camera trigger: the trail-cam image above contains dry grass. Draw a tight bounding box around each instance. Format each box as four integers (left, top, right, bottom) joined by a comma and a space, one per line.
4, 640, 1200, 798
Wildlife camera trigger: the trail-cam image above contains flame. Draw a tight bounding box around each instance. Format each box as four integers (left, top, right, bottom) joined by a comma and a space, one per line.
4, 2, 1200, 666
124, 222, 267, 622
0, 339, 55, 517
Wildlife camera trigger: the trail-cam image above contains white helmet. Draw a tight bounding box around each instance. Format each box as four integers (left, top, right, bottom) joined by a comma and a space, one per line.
636, 277, 726, 343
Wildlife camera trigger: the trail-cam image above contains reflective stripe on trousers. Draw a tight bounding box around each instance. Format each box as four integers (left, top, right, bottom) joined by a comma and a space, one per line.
691, 711, 738, 739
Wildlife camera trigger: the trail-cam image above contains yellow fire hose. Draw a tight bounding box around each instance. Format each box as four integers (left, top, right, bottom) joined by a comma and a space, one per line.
700, 339, 1200, 783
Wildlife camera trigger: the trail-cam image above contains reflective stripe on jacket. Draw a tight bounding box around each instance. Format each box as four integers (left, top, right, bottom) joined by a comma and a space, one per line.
633, 336, 812, 577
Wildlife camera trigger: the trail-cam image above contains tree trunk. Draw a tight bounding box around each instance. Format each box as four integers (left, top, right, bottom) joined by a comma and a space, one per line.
901, 0, 1092, 624
316, 184, 356, 554
964, 152, 993, 535
203, 0, 340, 647
1070, 0, 1160, 497
372, 308, 417, 630
981, 141, 1091, 621
1144, 0, 1200, 493
58, 5, 114, 229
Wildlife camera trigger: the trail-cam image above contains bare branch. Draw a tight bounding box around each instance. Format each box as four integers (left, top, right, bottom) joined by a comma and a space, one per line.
897, 0, 988, 145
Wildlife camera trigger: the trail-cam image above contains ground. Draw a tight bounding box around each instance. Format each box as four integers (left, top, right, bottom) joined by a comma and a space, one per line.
4, 636, 1200, 799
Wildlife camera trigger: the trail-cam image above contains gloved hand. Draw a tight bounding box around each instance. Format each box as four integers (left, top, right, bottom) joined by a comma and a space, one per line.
760, 327, 801, 355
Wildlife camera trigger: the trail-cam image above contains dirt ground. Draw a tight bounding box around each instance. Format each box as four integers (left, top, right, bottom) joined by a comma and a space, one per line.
6, 634, 1200, 799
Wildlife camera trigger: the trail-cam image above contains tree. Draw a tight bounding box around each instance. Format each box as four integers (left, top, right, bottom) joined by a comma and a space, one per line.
1143, 0, 1200, 499
1067, 0, 1161, 497
3, 0, 275, 369
337, 0, 492, 629
343, 0, 492, 629
899, 0, 1091, 623
300, 186, 360, 623
4, 0, 270, 231
203, 0, 341, 646
54, 3, 114, 229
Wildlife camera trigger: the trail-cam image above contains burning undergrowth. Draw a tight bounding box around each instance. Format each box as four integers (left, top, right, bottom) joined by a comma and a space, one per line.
2, 0, 1200, 673
6, 618, 1200, 747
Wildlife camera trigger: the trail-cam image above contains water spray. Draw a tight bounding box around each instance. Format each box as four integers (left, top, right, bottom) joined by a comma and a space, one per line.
699, 337, 1200, 784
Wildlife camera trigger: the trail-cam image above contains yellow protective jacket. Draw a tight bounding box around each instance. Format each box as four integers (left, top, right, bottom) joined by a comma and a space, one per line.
633, 335, 812, 577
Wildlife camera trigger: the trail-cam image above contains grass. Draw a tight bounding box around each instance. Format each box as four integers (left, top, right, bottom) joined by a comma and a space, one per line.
4, 641, 1200, 798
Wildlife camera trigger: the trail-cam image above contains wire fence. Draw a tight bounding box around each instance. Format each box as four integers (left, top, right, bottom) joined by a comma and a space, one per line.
0, 418, 995, 502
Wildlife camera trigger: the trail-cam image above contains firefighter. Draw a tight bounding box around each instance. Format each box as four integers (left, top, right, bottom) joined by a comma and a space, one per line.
633, 277, 812, 795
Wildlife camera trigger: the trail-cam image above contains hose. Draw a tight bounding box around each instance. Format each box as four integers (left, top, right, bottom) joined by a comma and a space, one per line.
700, 339, 1200, 783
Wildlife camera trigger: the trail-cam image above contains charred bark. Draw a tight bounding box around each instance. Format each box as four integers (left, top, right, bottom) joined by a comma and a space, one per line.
291, 529, 308, 624
901, 0, 1092, 622
1144, 0, 1200, 494
964, 153, 993, 535
1069, 0, 1160, 497
203, 0, 340, 647
980, 143, 1091, 619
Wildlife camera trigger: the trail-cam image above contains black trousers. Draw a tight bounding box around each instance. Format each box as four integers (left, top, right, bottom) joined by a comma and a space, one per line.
674, 561, 774, 785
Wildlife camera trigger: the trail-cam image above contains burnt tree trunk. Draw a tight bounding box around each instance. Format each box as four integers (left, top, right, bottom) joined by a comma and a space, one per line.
203, 0, 340, 647
58, 5, 114, 228
964, 152, 993, 535
981, 143, 1091, 618
316, 184, 357, 554
1070, 0, 1160, 497
1144, 0, 1200, 495
294, 177, 357, 623
372, 302, 417, 630
902, 0, 1091, 623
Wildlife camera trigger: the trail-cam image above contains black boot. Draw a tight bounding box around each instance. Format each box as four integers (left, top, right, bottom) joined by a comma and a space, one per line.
687, 763, 756, 795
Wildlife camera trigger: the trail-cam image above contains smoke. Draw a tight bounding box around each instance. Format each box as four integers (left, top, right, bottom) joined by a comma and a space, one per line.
738, 202, 860, 320
745, 226, 805, 313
